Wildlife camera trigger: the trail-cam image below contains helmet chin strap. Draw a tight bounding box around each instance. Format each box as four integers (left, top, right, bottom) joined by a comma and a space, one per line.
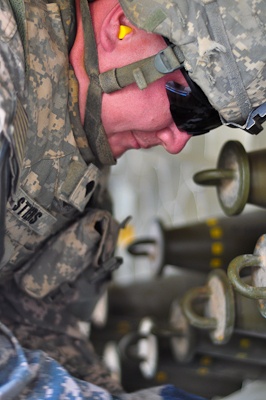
99, 45, 185, 93
81, 0, 116, 166
86, 0, 185, 94
99, 43, 266, 135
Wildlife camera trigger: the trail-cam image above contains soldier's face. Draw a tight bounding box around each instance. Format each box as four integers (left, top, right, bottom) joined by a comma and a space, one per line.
92, 2, 192, 158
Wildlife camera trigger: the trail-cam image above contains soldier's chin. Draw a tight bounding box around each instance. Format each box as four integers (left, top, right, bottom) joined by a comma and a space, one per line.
108, 131, 141, 158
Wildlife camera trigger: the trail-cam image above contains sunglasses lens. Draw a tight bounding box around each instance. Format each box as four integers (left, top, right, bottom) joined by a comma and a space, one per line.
166, 81, 222, 136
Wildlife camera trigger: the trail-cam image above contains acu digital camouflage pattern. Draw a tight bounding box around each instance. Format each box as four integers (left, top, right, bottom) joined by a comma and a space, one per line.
0, 0, 125, 346
119, 0, 266, 126
1, 0, 120, 296
0, 0, 123, 396
0, 321, 207, 399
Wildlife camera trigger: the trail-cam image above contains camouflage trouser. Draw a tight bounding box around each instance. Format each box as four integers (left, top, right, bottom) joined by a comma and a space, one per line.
0, 321, 207, 400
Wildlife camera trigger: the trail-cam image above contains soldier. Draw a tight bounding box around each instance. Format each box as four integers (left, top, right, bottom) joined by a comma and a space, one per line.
0, 0, 265, 399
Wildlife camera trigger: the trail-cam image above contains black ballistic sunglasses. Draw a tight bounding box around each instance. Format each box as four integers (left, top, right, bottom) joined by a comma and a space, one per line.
166, 69, 222, 136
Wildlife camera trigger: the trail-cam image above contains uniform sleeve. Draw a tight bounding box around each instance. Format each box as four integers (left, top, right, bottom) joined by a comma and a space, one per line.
0, 322, 207, 400
0, 1, 27, 266
0, 0, 26, 144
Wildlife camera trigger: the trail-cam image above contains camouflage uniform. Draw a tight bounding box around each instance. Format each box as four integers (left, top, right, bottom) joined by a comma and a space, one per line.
0, 0, 205, 399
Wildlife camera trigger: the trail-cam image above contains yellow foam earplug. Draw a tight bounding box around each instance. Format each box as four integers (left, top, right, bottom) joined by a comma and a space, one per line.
118, 25, 133, 40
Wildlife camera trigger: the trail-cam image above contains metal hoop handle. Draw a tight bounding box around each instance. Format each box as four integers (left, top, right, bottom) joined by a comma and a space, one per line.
228, 254, 266, 299
182, 286, 217, 330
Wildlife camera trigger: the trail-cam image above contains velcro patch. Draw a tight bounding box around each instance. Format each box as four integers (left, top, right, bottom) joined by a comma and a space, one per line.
9, 188, 56, 235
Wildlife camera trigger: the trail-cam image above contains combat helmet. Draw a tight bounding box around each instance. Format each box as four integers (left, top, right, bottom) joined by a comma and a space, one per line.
102, 0, 266, 135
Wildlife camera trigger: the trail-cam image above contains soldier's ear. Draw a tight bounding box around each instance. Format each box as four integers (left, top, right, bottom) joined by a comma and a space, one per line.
99, 3, 133, 52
